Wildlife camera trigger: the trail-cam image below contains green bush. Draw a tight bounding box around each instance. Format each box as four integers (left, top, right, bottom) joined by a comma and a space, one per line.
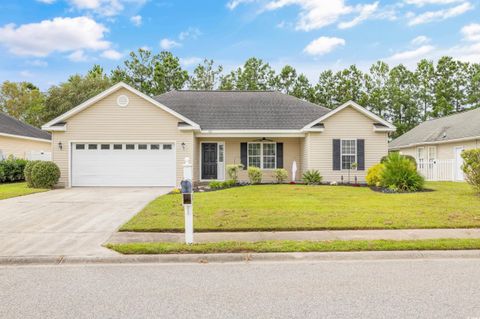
273, 168, 288, 183
226, 164, 244, 183
366, 163, 384, 186
461, 149, 480, 192
247, 166, 262, 184
302, 170, 323, 185
30, 161, 60, 189
381, 152, 424, 192
0, 156, 28, 183
208, 180, 223, 190
24, 160, 41, 187
222, 179, 236, 188
381, 153, 417, 167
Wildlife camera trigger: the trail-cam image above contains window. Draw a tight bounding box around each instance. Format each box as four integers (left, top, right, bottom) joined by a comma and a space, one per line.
76, 144, 85, 150
341, 139, 356, 170
428, 146, 436, 168
417, 147, 425, 169
101, 144, 110, 150
126, 144, 135, 150
138, 144, 148, 150
218, 144, 224, 162
150, 144, 160, 150
162, 144, 172, 150
113, 144, 123, 150
248, 142, 276, 169
88, 144, 97, 150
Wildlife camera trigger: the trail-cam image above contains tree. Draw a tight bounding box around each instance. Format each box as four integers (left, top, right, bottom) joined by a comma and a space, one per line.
364, 61, 389, 117
466, 63, 480, 109
42, 66, 111, 123
414, 59, 435, 121
0, 81, 45, 127
153, 51, 189, 93
314, 70, 337, 109
220, 57, 275, 90
433, 56, 465, 117
273, 65, 298, 94
188, 59, 223, 90
292, 74, 315, 102
333, 65, 366, 105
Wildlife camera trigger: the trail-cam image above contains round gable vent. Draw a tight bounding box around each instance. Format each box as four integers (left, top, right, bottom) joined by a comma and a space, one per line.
117, 95, 129, 107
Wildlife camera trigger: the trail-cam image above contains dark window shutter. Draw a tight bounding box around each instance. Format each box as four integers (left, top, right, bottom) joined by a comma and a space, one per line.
333, 139, 341, 171
276, 143, 284, 168
357, 139, 365, 171
240, 143, 247, 170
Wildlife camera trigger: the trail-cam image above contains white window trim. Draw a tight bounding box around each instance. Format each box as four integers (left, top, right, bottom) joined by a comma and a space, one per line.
340, 139, 357, 170
247, 142, 277, 170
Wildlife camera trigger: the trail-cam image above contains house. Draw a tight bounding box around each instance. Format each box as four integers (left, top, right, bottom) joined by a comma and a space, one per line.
389, 107, 480, 181
41, 82, 395, 187
0, 112, 51, 160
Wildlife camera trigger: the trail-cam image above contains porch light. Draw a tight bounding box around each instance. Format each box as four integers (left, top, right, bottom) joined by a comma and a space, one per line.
58, 142, 63, 150
181, 142, 186, 150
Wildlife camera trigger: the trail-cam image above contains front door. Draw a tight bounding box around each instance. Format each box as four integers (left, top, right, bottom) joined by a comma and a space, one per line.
454, 146, 464, 181
202, 143, 218, 180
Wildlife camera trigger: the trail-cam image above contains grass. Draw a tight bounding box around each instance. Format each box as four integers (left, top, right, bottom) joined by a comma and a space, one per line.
107, 238, 480, 254
0, 182, 48, 200
121, 182, 480, 232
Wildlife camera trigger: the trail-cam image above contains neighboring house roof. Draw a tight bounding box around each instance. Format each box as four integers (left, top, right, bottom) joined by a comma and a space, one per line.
0, 112, 51, 141
153, 90, 331, 130
389, 107, 480, 149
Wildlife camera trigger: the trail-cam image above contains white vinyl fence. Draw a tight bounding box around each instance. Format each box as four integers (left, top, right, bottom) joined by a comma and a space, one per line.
26, 151, 52, 161
417, 159, 455, 181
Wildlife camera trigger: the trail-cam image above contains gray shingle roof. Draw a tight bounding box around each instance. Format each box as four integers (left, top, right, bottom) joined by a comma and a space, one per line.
153, 90, 330, 130
389, 107, 480, 149
0, 113, 51, 140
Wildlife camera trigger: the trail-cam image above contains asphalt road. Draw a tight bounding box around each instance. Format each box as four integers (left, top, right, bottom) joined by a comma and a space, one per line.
1, 258, 480, 319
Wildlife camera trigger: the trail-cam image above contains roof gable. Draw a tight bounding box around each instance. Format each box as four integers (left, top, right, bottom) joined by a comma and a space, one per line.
42, 82, 200, 131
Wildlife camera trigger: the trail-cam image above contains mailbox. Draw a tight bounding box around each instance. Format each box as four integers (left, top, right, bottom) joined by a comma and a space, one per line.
180, 179, 193, 205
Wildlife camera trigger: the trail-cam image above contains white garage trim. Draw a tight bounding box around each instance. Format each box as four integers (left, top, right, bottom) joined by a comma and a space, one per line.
68, 140, 177, 187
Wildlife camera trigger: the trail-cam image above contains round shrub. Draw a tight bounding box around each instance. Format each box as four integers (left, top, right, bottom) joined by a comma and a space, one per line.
30, 161, 61, 189
24, 160, 41, 187
302, 170, 323, 185
461, 149, 480, 193
381, 152, 424, 192
273, 168, 288, 183
366, 163, 384, 187
247, 166, 262, 184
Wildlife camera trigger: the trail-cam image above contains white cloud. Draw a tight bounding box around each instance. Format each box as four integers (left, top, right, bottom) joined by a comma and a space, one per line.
226, 0, 255, 10
26, 59, 48, 67
37, 0, 56, 3
39, 0, 147, 17
0, 17, 110, 57
404, 0, 464, 6
461, 23, 480, 42
101, 49, 123, 60
19, 70, 34, 78
180, 57, 202, 66
387, 45, 435, 61
407, 2, 473, 26
68, 50, 88, 62
411, 35, 431, 45
160, 38, 181, 50
179, 27, 201, 41
130, 15, 142, 26
303, 36, 345, 56
338, 2, 379, 29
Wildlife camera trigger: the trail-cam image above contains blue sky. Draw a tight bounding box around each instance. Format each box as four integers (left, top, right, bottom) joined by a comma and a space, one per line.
1, 0, 480, 90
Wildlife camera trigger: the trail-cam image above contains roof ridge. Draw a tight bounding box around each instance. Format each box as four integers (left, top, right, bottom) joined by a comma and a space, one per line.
423, 106, 480, 123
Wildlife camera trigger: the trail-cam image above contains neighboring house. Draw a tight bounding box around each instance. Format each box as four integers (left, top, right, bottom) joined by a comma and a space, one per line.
0, 112, 51, 160
42, 82, 395, 188
389, 107, 480, 181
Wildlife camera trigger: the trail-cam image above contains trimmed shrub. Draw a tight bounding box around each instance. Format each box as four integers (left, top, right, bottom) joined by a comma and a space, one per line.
222, 179, 236, 188
381, 153, 417, 167
209, 180, 223, 190
302, 170, 323, 185
381, 152, 424, 192
30, 161, 60, 189
461, 149, 480, 192
24, 160, 41, 187
273, 168, 288, 183
366, 163, 384, 187
247, 166, 262, 184
0, 156, 28, 183
226, 164, 243, 183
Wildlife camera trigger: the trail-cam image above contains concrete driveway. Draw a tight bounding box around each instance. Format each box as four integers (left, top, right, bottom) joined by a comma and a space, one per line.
0, 187, 170, 257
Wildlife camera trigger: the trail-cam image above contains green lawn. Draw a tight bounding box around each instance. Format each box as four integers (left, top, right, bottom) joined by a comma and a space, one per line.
107, 238, 480, 254
121, 182, 480, 232
0, 182, 48, 200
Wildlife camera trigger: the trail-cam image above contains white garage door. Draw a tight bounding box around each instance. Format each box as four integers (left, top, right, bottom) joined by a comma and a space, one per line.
72, 142, 176, 186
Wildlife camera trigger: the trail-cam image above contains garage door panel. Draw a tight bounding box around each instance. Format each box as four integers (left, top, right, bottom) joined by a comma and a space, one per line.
72, 143, 176, 187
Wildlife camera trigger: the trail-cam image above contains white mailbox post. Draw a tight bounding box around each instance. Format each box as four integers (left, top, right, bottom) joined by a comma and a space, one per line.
181, 157, 194, 244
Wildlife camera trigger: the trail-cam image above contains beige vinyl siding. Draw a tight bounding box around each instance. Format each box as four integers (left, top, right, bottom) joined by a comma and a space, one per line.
195, 137, 302, 182
0, 135, 51, 159
306, 106, 388, 182
51, 88, 194, 187
300, 135, 308, 174
400, 139, 480, 161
